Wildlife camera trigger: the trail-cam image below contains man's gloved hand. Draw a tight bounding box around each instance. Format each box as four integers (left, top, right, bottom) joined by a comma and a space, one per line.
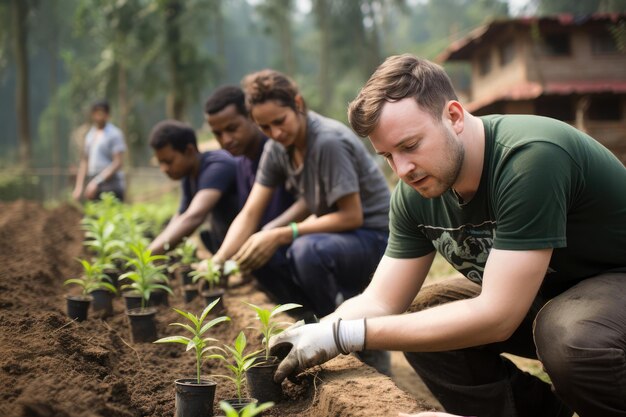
268, 318, 366, 383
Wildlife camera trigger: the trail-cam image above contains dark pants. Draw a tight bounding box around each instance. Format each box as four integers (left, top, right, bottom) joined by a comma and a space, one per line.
404, 274, 626, 417
254, 228, 388, 317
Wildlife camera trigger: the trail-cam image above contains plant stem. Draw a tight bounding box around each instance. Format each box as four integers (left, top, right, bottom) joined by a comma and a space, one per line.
196, 350, 201, 384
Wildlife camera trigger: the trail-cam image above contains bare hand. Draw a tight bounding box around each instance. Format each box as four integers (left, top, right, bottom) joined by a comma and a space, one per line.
84, 180, 99, 200
72, 187, 83, 201
233, 229, 284, 271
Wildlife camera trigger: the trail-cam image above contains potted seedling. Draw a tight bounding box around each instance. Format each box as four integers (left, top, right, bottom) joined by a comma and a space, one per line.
154, 299, 230, 417
206, 331, 262, 412
217, 400, 274, 417
81, 216, 124, 287
190, 259, 226, 313
63, 258, 118, 321
242, 302, 301, 403
121, 243, 173, 343
171, 238, 199, 285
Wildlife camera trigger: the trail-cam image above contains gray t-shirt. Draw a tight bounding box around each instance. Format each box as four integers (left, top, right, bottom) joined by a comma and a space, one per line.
256, 111, 390, 231
84, 122, 126, 185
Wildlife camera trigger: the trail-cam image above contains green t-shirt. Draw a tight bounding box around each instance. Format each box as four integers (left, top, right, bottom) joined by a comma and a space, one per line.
386, 114, 626, 297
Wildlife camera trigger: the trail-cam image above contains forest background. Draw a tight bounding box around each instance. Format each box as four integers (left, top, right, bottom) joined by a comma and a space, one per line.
1, 0, 624, 201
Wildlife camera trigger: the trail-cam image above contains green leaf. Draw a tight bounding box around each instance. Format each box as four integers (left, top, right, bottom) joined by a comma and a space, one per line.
169, 322, 197, 336
154, 336, 190, 345
199, 316, 230, 336
172, 308, 199, 327
271, 303, 302, 317
234, 331, 247, 353
200, 298, 220, 322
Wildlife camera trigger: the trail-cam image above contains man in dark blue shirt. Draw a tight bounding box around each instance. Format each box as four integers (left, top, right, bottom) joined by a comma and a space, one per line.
204, 85, 296, 228
148, 120, 238, 255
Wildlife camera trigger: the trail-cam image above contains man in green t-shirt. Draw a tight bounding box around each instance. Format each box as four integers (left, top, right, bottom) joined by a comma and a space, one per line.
268, 54, 626, 417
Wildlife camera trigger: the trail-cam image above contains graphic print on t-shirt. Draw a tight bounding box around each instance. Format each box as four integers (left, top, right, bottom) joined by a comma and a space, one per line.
420, 220, 496, 285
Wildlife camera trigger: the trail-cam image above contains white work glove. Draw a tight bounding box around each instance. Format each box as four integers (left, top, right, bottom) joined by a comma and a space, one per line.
269, 318, 366, 383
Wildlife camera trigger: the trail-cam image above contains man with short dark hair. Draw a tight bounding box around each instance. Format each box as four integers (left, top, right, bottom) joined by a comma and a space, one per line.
73, 100, 126, 201
269, 54, 626, 417
147, 120, 238, 255
204, 85, 296, 228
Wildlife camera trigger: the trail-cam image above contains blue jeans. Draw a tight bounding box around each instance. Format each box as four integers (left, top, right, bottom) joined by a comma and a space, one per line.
254, 228, 388, 317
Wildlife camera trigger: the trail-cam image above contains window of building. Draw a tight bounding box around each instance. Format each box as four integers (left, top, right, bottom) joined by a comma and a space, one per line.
478, 52, 492, 76
540, 33, 571, 56
591, 31, 619, 54
499, 40, 516, 66
588, 95, 622, 121
535, 96, 575, 121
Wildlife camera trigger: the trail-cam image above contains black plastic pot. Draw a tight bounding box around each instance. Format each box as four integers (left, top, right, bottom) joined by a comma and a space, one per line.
183, 285, 199, 303
90, 289, 114, 317
150, 289, 169, 306
245, 356, 282, 403
221, 398, 257, 413
123, 292, 144, 311
177, 266, 194, 286
126, 307, 158, 343
66, 295, 93, 322
174, 378, 217, 417
104, 268, 122, 290
201, 288, 225, 314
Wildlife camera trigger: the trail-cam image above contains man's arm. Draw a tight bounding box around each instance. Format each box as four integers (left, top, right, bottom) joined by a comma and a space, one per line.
72, 154, 88, 200
269, 248, 551, 382
261, 197, 310, 231
149, 188, 222, 255
365, 248, 552, 351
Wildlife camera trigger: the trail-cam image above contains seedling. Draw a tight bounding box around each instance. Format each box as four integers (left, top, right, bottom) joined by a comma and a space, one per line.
81, 216, 124, 266
219, 400, 274, 417
64, 258, 118, 296
176, 238, 199, 265
243, 302, 301, 360
120, 243, 172, 308
206, 331, 263, 400
154, 299, 230, 384
189, 259, 222, 292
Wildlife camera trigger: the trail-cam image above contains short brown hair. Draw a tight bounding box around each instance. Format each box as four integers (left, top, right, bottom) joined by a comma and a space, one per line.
348, 54, 458, 137
241, 69, 306, 113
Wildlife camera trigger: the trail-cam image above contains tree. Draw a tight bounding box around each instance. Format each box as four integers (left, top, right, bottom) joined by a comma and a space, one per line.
11, 0, 33, 168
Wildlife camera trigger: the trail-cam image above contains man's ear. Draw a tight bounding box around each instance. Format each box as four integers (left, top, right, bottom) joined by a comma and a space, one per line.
445, 100, 465, 135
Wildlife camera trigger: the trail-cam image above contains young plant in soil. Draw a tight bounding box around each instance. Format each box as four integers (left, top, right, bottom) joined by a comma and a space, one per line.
189, 258, 222, 292
207, 331, 263, 406
120, 243, 172, 309
64, 258, 118, 295
64, 258, 118, 321
154, 299, 230, 382
218, 400, 274, 417
81, 216, 124, 267
242, 302, 301, 403
189, 258, 227, 311
243, 302, 301, 361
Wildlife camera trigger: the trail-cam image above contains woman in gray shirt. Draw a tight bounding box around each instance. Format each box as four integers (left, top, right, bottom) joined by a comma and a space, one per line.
211, 69, 390, 319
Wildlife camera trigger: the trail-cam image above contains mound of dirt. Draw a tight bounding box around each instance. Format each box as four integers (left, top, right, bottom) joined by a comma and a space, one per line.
0, 200, 431, 417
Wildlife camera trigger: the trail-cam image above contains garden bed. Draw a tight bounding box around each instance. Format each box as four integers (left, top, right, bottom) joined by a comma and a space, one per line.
0, 200, 432, 416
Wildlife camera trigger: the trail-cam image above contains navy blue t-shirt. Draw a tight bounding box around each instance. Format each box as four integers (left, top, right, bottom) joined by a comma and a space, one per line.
235, 137, 296, 226
179, 150, 238, 241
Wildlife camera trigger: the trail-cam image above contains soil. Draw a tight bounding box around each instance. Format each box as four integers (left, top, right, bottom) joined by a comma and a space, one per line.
0, 200, 436, 417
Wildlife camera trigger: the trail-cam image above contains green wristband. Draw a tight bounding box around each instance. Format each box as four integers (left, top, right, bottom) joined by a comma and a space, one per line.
289, 222, 299, 240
